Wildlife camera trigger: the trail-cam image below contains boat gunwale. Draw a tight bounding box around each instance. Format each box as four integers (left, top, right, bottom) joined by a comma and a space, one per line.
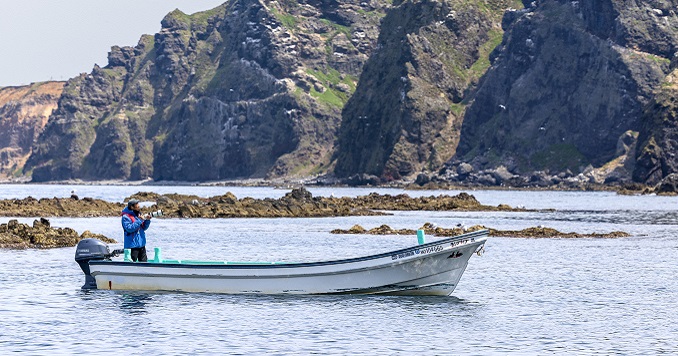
89, 230, 488, 270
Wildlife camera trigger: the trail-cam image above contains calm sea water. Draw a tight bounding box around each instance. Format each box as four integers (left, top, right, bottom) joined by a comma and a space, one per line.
1, 184, 677, 354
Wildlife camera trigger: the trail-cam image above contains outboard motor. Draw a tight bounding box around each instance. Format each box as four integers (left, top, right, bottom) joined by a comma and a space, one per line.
75, 239, 122, 290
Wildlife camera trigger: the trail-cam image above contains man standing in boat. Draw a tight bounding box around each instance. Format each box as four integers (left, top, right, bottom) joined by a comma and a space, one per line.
121, 199, 152, 262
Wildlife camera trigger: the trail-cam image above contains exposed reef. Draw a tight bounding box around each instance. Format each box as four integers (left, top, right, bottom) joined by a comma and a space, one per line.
331, 223, 630, 238
0, 218, 116, 249
128, 187, 525, 218
0, 196, 123, 217
0, 188, 524, 218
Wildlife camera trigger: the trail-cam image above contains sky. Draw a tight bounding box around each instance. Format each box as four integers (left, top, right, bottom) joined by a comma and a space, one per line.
0, 0, 227, 87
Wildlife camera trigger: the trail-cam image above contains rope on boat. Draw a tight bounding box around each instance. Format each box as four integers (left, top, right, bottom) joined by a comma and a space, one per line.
475, 244, 485, 256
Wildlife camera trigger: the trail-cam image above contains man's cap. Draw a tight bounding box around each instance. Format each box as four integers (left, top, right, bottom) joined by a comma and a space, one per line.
127, 199, 140, 208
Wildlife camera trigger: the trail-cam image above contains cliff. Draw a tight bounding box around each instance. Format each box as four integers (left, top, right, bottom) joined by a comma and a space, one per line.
19, 0, 678, 186
451, 0, 677, 183
634, 64, 678, 185
26, 0, 390, 182
0, 81, 65, 179
334, 0, 522, 179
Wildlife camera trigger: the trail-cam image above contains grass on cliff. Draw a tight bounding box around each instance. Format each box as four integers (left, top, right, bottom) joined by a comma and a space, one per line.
166, 6, 225, 29
11, 165, 23, 178
646, 53, 671, 66
469, 29, 503, 78
318, 18, 355, 62
271, 8, 299, 30
307, 67, 357, 108
310, 87, 344, 108
319, 19, 352, 40
449, 102, 466, 117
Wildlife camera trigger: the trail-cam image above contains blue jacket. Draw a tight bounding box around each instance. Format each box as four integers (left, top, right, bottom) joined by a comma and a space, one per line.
121, 207, 151, 248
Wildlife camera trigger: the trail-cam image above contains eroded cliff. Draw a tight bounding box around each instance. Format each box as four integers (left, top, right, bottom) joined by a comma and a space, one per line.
634, 63, 678, 185
0, 82, 64, 179
18, 0, 678, 186
26, 0, 390, 182
334, 0, 521, 179
452, 0, 677, 183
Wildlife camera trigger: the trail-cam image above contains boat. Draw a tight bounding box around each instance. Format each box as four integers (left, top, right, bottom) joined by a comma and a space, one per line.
74, 229, 488, 296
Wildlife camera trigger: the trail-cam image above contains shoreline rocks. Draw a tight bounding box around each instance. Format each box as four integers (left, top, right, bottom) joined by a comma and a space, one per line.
331, 223, 630, 239
0, 218, 116, 249
0, 196, 123, 217
129, 188, 526, 218
4, 172, 673, 195
2, 187, 523, 218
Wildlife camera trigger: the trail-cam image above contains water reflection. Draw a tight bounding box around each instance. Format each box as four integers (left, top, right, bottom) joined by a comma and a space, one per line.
117, 293, 153, 314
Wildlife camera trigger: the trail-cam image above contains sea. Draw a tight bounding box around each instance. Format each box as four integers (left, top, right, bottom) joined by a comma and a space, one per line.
0, 184, 676, 355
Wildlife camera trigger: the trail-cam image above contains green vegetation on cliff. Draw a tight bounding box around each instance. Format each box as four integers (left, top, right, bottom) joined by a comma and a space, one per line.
25, 0, 391, 182
8, 0, 678, 186
454, 0, 676, 180
334, 0, 517, 179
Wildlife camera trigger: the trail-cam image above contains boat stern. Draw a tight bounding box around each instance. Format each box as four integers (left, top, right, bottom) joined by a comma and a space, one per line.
74, 239, 122, 290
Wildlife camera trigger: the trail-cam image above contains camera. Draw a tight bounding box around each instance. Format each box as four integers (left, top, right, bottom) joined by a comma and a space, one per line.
150, 210, 163, 218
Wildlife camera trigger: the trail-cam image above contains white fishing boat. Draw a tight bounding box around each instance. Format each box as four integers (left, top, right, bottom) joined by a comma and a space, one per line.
75, 230, 488, 296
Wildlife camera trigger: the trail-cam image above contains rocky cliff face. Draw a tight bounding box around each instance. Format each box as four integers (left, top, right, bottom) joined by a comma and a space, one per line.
634, 63, 678, 185
22, 0, 678, 185
26, 0, 389, 182
452, 0, 677, 181
334, 0, 521, 179
0, 82, 64, 179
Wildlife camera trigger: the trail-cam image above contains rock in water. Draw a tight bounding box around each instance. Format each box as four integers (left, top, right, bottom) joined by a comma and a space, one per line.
654, 173, 678, 195
0, 219, 116, 249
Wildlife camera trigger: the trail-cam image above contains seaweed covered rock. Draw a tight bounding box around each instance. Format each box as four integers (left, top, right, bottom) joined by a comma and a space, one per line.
488, 226, 630, 239
0, 219, 116, 249
134, 187, 521, 218
0, 196, 122, 217
331, 223, 630, 238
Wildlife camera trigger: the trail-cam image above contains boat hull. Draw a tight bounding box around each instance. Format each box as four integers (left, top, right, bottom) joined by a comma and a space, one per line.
89, 230, 487, 296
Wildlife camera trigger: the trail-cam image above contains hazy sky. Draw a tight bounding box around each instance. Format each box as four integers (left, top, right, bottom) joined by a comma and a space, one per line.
0, 0, 227, 86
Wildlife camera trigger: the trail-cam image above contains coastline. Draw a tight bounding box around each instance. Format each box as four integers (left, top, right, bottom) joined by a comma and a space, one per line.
0, 177, 659, 195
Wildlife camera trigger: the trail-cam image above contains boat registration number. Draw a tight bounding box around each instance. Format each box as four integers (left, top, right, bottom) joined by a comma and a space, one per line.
391, 245, 443, 260
391, 238, 475, 261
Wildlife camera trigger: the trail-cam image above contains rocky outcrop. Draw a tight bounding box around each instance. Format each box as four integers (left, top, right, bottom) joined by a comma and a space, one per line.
0, 82, 65, 179
653, 172, 678, 195
334, 0, 517, 180
453, 0, 677, 182
130, 187, 523, 218
0, 196, 123, 217
0, 218, 116, 249
26, 0, 390, 182
331, 222, 630, 238
21, 0, 678, 187
0, 188, 521, 218
633, 67, 678, 185
488, 226, 630, 238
